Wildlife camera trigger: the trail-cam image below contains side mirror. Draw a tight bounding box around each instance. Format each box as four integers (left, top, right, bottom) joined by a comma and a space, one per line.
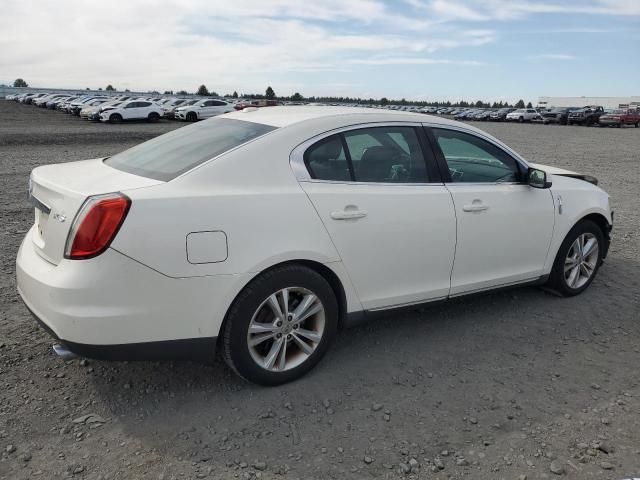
527, 168, 552, 189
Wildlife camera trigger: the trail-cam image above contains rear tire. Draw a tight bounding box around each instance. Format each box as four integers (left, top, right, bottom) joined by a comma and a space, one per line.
221, 265, 338, 385
109, 113, 123, 124
519, 116, 524, 123
147, 112, 160, 122
546, 220, 604, 297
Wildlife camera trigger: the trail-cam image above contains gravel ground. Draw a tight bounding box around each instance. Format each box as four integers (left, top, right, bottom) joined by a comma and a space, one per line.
1, 101, 639, 480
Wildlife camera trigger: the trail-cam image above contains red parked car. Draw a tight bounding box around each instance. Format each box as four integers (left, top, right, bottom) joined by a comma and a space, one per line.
598, 108, 640, 127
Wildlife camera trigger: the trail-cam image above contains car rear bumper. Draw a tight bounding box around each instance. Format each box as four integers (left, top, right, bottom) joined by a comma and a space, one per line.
24, 303, 216, 361
16, 227, 248, 360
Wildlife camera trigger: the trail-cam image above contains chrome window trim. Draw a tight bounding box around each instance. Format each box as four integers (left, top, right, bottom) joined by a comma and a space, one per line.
289, 121, 426, 183
422, 122, 531, 181
290, 120, 531, 185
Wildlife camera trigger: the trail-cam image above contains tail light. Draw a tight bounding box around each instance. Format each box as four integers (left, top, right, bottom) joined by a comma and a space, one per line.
64, 193, 131, 260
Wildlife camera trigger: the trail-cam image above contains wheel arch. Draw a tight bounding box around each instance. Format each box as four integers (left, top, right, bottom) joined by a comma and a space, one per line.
216, 259, 351, 351
574, 212, 612, 258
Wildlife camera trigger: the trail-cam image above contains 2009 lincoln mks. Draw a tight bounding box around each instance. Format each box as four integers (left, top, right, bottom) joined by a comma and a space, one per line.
17, 107, 613, 384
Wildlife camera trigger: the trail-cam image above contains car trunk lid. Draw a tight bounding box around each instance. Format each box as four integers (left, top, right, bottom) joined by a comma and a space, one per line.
29, 158, 162, 265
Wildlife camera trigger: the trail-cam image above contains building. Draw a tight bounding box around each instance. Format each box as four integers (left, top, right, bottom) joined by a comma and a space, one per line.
538, 96, 640, 109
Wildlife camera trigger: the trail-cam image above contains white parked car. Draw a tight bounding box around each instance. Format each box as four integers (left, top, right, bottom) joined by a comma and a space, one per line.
506, 108, 539, 122
99, 100, 162, 123
17, 107, 612, 385
175, 98, 234, 121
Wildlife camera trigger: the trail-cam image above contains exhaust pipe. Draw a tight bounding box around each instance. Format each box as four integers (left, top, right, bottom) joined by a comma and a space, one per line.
52, 343, 79, 360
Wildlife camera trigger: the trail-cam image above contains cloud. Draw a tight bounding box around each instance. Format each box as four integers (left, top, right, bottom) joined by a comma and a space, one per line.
0, 0, 493, 93
529, 53, 577, 60
350, 57, 487, 66
0, 0, 637, 96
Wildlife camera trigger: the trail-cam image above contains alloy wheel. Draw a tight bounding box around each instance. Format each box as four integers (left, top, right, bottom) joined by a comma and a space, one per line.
564, 233, 599, 289
247, 287, 325, 372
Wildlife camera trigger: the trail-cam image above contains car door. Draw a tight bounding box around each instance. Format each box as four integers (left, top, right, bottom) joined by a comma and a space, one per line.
136, 101, 152, 119
427, 126, 555, 295
294, 124, 457, 310
209, 100, 232, 116
198, 100, 215, 119
121, 102, 138, 119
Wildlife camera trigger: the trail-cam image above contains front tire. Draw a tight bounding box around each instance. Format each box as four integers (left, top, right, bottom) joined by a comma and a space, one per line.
109, 113, 123, 124
221, 265, 338, 385
547, 220, 604, 296
186, 111, 197, 122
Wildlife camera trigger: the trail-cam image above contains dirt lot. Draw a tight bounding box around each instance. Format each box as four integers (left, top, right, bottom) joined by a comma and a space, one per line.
1, 100, 639, 480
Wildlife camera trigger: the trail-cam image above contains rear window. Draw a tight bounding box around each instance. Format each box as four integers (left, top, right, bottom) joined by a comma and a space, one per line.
105, 118, 276, 181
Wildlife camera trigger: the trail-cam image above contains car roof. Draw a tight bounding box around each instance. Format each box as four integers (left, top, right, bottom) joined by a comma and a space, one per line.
223, 105, 471, 129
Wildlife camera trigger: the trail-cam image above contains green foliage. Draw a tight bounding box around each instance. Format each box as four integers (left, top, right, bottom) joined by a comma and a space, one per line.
291, 92, 303, 101
196, 85, 209, 96
232, 91, 239, 98
265, 86, 276, 99
177, 90, 189, 95
515, 99, 525, 108
105, 84, 115, 91
13, 78, 28, 87
526, 101, 533, 108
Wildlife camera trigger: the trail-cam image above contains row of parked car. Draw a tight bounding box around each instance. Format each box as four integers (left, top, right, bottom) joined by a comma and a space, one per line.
7, 91, 640, 128
434, 105, 640, 127
4, 92, 275, 123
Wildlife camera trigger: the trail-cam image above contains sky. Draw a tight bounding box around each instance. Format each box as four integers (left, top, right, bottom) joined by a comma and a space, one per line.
1, 0, 639, 103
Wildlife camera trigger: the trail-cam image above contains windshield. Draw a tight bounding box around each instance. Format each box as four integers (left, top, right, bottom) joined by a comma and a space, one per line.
105, 118, 277, 181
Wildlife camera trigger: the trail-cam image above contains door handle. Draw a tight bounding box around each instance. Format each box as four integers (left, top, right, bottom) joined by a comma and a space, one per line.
462, 201, 489, 212
330, 209, 367, 220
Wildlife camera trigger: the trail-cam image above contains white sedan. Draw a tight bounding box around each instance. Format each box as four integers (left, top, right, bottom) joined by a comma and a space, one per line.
175, 98, 234, 121
99, 100, 163, 123
17, 107, 613, 385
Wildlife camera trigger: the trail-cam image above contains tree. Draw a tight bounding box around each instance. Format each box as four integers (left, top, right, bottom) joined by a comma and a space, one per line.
380, 97, 389, 106
196, 84, 209, 96
232, 91, 239, 98
13, 78, 28, 88
515, 99, 525, 108
526, 101, 533, 108
98, 87, 103, 91
105, 84, 115, 91
177, 90, 189, 95
265, 86, 276, 99
164, 90, 173, 95
291, 92, 303, 101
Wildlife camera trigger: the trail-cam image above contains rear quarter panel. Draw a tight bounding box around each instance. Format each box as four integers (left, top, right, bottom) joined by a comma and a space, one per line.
111, 128, 345, 278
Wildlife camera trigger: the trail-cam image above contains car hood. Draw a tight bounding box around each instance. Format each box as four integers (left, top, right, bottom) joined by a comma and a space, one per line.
529, 163, 577, 175
530, 163, 598, 185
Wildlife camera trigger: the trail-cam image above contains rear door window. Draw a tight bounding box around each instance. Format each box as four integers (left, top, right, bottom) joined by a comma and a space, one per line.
304, 126, 431, 183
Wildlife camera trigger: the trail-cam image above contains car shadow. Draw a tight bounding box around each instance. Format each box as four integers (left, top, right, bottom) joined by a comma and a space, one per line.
78, 255, 639, 464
